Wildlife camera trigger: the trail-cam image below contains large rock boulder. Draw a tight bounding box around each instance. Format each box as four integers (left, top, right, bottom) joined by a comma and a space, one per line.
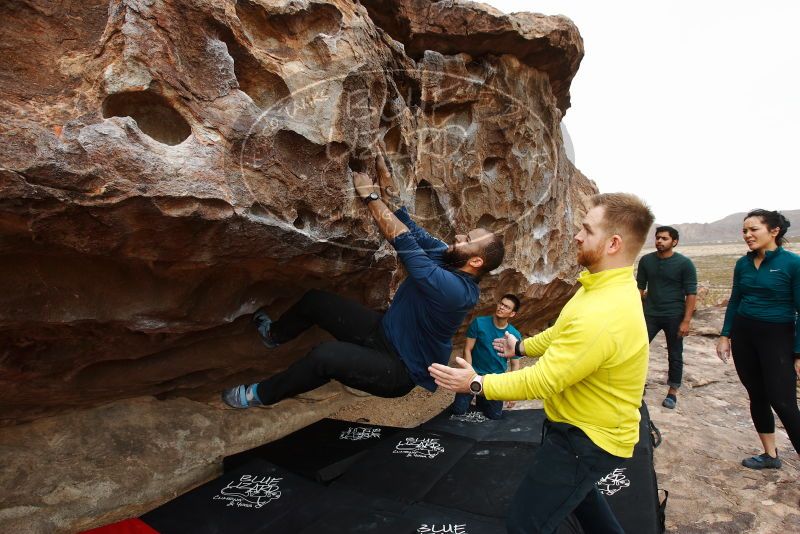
360, 0, 584, 113
0, 0, 594, 426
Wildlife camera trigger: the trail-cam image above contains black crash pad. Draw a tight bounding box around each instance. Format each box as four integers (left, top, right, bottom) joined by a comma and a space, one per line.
272, 487, 409, 533
423, 441, 539, 518
224, 418, 401, 482
420, 406, 544, 443
600, 438, 664, 534
332, 429, 474, 502
635, 401, 660, 456
403, 503, 505, 534
134, 407, 663, 534
296, 506, 416, 534
480, 408, 546, 443
141, 459, 323, 534
420, 407, 502, 441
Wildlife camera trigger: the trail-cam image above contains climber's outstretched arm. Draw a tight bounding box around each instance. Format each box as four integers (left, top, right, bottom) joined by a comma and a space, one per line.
352, 170, 409, 241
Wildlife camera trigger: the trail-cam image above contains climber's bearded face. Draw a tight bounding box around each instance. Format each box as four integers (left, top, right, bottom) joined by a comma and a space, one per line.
443, 228, 491, 268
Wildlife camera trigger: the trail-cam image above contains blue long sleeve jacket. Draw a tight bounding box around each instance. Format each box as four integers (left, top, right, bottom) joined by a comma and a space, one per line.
381, 207, 480, 391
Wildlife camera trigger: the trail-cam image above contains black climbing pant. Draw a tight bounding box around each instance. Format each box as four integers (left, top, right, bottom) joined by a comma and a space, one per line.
255, 289, 415, 405
731, 315, 800, 454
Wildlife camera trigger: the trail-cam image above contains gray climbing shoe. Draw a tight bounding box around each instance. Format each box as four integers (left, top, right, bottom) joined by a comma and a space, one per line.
741, 452, 781, 470
222, 384, 262, 409
252, 308, 279, 349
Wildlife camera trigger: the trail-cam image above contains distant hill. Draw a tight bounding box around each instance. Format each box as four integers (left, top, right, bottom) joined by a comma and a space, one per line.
654, 209, 800, 244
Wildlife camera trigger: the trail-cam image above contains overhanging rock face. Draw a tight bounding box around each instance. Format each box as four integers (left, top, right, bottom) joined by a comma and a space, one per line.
0, 0, 596, 425
360, 0, 584, 113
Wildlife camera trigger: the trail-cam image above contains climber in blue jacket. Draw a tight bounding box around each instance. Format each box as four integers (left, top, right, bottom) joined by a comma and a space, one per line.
223, 152, 505, 408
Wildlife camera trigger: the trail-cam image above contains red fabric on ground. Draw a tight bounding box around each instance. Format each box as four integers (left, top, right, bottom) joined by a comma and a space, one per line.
78, 518, 159, 534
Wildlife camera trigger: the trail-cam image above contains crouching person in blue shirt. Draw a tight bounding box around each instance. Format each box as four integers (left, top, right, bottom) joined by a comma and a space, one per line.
222, 154, 506, 408
452, 294, 522, 419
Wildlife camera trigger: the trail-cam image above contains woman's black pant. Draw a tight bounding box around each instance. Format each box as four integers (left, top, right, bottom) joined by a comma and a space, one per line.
255, 289, 415, 405
731, 315, 800, 454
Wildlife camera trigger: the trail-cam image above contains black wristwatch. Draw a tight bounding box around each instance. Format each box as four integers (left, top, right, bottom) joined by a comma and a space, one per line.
469, 374, 484, 396
363, 192, 380, 204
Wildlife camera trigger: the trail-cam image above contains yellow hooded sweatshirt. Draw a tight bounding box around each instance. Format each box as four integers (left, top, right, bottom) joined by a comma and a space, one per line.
483, 266, 649, 458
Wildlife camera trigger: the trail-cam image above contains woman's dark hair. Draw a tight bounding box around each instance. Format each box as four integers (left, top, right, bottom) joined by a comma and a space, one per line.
745, 209, 791, 246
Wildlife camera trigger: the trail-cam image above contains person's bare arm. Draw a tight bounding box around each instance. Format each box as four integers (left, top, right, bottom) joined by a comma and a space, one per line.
375, 148, 401, 207
463, 337, 476, 366
352, 171, 408, 241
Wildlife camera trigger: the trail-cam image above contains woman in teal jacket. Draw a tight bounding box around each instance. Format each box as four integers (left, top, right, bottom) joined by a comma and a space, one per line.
716, 209, 800, 469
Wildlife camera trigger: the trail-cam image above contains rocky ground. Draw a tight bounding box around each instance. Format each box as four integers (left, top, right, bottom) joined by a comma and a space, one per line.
642, 307, 799, 533
335, 306, 800, 533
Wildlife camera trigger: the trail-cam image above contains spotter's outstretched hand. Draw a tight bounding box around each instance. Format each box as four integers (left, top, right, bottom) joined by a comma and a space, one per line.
493, 331, 518, 359
429, 357, 475, 393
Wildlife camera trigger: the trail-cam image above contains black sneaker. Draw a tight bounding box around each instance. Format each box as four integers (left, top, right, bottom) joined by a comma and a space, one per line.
741, 452, 781, 470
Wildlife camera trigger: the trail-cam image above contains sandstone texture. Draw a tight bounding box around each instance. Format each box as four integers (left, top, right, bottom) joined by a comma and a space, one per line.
361, 0, 584, 112
0, 384, 362, 533
0, 0, 593, 426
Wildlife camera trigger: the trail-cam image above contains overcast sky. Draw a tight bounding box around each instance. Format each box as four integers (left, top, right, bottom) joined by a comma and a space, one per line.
483, 0, 799, 224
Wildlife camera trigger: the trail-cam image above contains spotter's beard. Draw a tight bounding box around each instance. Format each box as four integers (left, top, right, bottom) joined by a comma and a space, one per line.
577, 241, 604, 268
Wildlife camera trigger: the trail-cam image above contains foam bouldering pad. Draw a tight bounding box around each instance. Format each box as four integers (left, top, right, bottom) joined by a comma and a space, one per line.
295, 506, 416, 534
140, 459, 324, 534
268, 486, 409, 533
636, 401, 660, 456
223, 418, 401, 482
599, 444, 664, 534
421, 407, 545, 443
407, 503, 586, 534
399, 506, 583, 534
332, 429, 474, 502
419, 407, 501, 441
403, 503, 505, 534
422, 441, 539, 518
480, 408, 546, 443
146, 406, 664, 534
556, 514, 585, 533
